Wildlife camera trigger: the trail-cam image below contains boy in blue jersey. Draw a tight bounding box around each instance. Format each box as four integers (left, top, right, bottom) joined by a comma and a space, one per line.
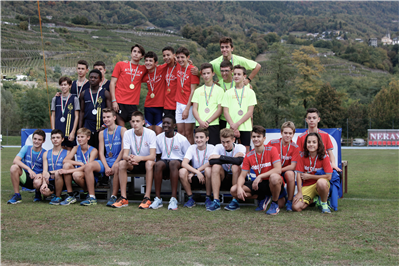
57, 128, 98, 205
71, 60, 90, 98
93, 61, 110, 91
79, 69, 112, 150
8, 129, 46, 204
83, 108, 127, 207
38, 129, 69, 205
51, 76, 80, 150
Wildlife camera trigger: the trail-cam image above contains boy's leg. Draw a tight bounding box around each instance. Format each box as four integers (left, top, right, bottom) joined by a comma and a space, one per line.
169, 160, 181, 198
144, 160, 155, 199
54, 171, 64, 197
153, 160, 167, 198
118, 160, 134, 198
239, 131, 251, 153
184, 123, 195, 144
231, 165, 241, 187
284, 171, 295, 201
230, 183, 253, 199
211, 164, 225, 200
269, 173, 283, 202
204, 167, 212, 196
72, 171, 87, 191
84, 161, 103, 196
63, 162, 75, 192
10, 164, 23, 194
111, 162, 120, 197
179, 168, 192, 196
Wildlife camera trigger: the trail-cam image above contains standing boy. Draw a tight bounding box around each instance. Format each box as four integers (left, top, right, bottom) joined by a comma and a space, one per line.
150, 115, 190, 210
113, 111, 157, 209
110, 44, 147, 127
7, 129, 46, 204
71, 60, 90, 98
51, 76, 80, 150
175, 47, 200, 144
93, 61, 110, 91
217, 60, 235, 130
222, 65, 257, 152
162, 46, 178, 119
192, 63, 224, 145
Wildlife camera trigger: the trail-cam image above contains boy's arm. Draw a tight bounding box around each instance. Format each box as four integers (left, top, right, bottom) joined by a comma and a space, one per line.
327, 149, 341, 172
258, 161, 282, 180
236, 170, 249, 200
69, 110, 79, 141
42, 151, 50, 181
89, 148, 98, 162
98, 133, 109, 171
110, 77, 119, 112
234, 105, 254, 130
181, 158, 202, 177
114, 127, 127, 165
182, 84, 197, 120
207, 104, 222, 124
13, 155, 36, 178
223, 107, 235, 128
51, 111, 55, 130
197, 162, 210, 172
192, 102, 206, 128
104, 90, 112, 109
132, 148, 156, 164
244, 63, 261, 86
282, 162, 296, 172
79, 94, 85, 129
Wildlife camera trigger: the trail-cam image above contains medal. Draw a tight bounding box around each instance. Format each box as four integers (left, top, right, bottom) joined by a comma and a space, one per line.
130, 83, 135, 89
181, 89, 185, 94
164, 132, 176, 158
280, 140, 291, 167
204, 84, 214, 114
166, 64, 176, 88
92, 109, 97, 115
179, 64, 189, 89
148, 67, 157, 99
238, 110, 243, 116
307, 155, 318, 174
255, 147, 265, 175
150, 93, 155, 98
129, 61, 139, 90
76, 79, 87, 98
60, 93, 71, 122
90, 87, 102, 116
30, 148, 43, 170
196, 145, 208, 167
106, 126, 118, 158
234, 86, 245, 116
60, 117, 66, 123
167, 88, 171, 93
134, 130, 145, 155
205, 108, 210, 113
108, 152, 113, 157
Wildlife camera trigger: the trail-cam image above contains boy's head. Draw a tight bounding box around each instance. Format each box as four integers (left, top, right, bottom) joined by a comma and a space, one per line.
93, 61, 106, 78
131, 111, 145, 130
144, 51, 158, 70
220, 60, 233, 81
77, 60, 89, 78
131, 44, 145, 62
32, 129, 46, 148
89, 69, 102, 87
59, 76, 72, 93
200, 63, 214, 83
162, 114, 176, 133
162, 46, 175, 65
102, 108, 117, 127
76, 127, 91, 145
176, 47, 190, 67
251, 125, 266, 147
220, 128, 235, 150
305, 108, 320, 129
50, 129, 64, 146
219, 37, 234, 57
195, 127, 209, 146
233, 65, 247, 84
281, 121, 295, 144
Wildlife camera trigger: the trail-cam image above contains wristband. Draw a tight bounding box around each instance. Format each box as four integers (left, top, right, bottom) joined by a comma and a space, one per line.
206, 120, 210, 124
246, 77, 252, 82
112, 99, 117, 103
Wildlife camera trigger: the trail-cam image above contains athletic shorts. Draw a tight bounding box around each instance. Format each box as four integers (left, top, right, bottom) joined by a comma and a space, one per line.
62, 137, 76, 148
302, 181, 330, 205
19, 170, 34, 189
163, 109, 176, 119
220, 170, 233, 191
176, 102, 195, 124
219, 119, 227, 130
244, 179, 285, 200
190, 174, 206, 190
127, 161, 147, 175
88, 131, 99, 150
238, 131, 251, 147
196, 125, 220, 146
159, 159, 182, 179
145, 107, 163, 127
118, 103, 138, 122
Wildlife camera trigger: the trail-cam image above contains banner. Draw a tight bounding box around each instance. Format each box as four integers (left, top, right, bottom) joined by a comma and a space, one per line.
368, 129, 399, 146
21, 129, 53, 151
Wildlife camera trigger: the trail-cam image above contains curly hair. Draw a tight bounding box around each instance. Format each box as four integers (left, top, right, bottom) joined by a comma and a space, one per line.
303, 132, 325, 159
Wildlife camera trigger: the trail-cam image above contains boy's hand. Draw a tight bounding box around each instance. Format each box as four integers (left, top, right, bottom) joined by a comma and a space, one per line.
188, 173, 194, 183
197, 172, 205, 184
209, 154, 220, 160
55, 92, 61, 97
236, 187, 247, 201
190, 65, 199, 76
293, 192, 303, 204
112, 101, 120, 113
252, 176, 262, 191
105, 166, 113, 176
199, 120, 208, 129
68, 132, 75, 142
234, 129, 240, 138
182, 108, 189, 120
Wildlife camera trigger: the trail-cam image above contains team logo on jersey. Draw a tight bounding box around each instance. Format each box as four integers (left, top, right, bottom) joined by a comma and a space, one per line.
173, 145, 180, 150
177, 70, 189, 80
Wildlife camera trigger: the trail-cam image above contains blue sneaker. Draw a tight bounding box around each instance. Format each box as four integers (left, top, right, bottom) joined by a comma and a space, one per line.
207, 199, 221, 212
321, 202, 331, 214
60, 195, 77, 206
205, 197, 212, 209
106, 195, 117, 207
80, 197, 97, 206
22, 187, 36, 193
49, 197, 62, 205
7, 193, 22, 204
266, 202, 280, 215
168, 197, 178, 210
255, 196, 271, 211
286, 200, 293, 212
184, 197, 196, 208
224, 199, 240, 211
33, 191, 42, 202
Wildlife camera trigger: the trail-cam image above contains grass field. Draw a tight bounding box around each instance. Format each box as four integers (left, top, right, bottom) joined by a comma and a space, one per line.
1, 148, 398, 265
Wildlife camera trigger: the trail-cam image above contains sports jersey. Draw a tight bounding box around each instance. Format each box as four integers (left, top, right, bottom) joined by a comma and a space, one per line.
103, 125, 122, 166
210, 54, 258, 82
82, 88, 107, 132
163, 63, 178, 110
296, 129, 334, 153
217, 80, 235, 121
184, 144, 215, 169
100, 79, 110, 91
156, 132, 190, 160
51, 94, 80, 137
112, 61, 147, 105
191, 83, 224, 126
211, 143, 246, 172
142, 64, 168, 108
123, 127, 157, 157
295, 153, 333, 187
71, 79, 90, 98
221, 86, 257, 131
267, 138, 300, 168
19, 145, 46, 174
76, 145, 94, 166
46, 149, 68, 172
175, 64, 200, 105
242, 146, 280, 180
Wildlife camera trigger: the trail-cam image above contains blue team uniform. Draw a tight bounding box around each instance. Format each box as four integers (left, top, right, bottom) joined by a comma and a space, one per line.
82, 88, 107, 132
71, 80, 90, 98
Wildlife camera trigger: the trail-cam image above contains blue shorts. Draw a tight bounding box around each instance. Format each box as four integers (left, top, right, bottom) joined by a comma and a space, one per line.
145, 107, 163, 127
96, 159, 116, 175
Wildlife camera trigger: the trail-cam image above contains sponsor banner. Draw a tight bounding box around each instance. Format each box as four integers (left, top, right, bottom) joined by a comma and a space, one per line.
368, 129, 399, 146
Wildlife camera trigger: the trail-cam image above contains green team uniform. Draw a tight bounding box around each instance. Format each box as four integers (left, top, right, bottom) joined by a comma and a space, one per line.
191, 83, 224, 126
217, 80, 235, 121
210, 55, 258, 82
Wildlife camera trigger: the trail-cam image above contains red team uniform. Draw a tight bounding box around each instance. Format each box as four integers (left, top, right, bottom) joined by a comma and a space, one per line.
296, 129, 333, 153
164, 64, 178, 112
175, 64, 200, 105
142, 65, 168, 108
295, 154, 333, 187
267, 138, 300, 175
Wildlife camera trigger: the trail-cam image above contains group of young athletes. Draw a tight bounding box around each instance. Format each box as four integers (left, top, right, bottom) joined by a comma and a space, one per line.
8, 37, 341, 215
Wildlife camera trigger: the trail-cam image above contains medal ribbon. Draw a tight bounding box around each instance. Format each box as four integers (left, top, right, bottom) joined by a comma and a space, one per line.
129, 62, 139, 84
99, 79, 107, 89
77, 79, 87, 98
89, 87, 103, 109
60, 94, 71, 117
196, 145, 207, 167
180, 65, 189, 89
234, 86, 245, 108
166, 64, 176, 87
82, 149, 90, 165
280, 140, 291, 167
164, 132, 176, 158
223, 81, 234, 92
308, 155, 318, 173
107, 126, 118, 154
254, 146, 265, 175
51, 149, 63, 171
204, 84, 214, 107
148, 67, 157, 93
134, 130, 144, 155
224, 144, 235, 171
30, 148, 43, 170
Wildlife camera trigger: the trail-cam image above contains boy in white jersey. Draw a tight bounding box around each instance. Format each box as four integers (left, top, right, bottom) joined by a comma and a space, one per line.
83, 108, 127, 207
150, 114, 190, 210
179, 128, 214, 208
206, 128, 246, 211
113, 111, 157, 209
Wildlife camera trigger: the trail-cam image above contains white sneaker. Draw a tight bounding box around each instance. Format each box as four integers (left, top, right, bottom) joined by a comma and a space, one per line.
149, 197, 163, 209
168, 197, 178, 210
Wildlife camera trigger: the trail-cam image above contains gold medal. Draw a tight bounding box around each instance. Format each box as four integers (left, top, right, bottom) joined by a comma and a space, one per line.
108, 152, 113, 157
167, 88, 171, 93
150, 93, 155, 98
181, 89, 185, 94
129, 84, 135, 89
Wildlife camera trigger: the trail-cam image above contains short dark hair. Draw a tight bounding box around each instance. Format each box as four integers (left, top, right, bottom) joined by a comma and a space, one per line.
33, 129, 46, 141
195, 127, 209, 137
131, 44, 145, 55
200, 63, 213, 72
59, 76, 72, 86
219, 37, 234, 48
77, 60, 89, 69
176, 46, 190, 57
89, 69, 102, 81
93, 61, 106, 69
252, 125, 266, 137
162, 46, 175, 54
163, 114, 176, 124
131, 111, 144, 121
103, 108, 117, 117
220, 60, 233, 70
51, 129, 64, 139
233, 65, 247, 75
144, 51, 158, 62
306, 108, 320, 117
303, 132, 325, 159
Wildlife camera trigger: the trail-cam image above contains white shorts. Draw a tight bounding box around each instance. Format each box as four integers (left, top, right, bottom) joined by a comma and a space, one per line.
176, 102, 196, 124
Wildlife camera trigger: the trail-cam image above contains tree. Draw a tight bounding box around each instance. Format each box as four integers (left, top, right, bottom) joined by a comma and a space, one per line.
1, 88, 20, 132
292, 45, 325, 109
314, 83, 345, 128
17, 88, 53, 128
19, 21, 28, 30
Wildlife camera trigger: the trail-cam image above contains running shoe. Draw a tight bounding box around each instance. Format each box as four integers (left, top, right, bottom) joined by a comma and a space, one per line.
112, 197, 129, 208
224, 199, 240, 211
7, 193, 22, 204
286, 200, 293, 212
184, 198, 196, 208
168, 197, 178, 210
266, 202, 280, 215
49, 196, 62, 205
33, 191, 42, 202
60, 195, 77, 206
80, 197, 97, 206
321, 202, 331, 214
206, 199, 221, 211
106, 195, 117, 207
22, 187, 36, 193
149, 197, 163, 209
139, 197, 151, 209
255, 196, 271, 211
313, 196, 322, 210
205, 197, 212, 209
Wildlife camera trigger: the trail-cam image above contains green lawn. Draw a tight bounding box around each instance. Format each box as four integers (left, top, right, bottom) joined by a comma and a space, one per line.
1, 136, 20, 146
1, 148, 398, 265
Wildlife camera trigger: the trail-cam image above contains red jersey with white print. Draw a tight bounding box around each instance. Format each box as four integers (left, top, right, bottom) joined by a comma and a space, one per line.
175, 64, 200, 105
295, 153, 333, 187
112, 61, 147, 105
296, 129, 334, 153
267, 138, 300, 168
142, 64, 167, 108
163, 63, 178, 110
242, 145, 280, 180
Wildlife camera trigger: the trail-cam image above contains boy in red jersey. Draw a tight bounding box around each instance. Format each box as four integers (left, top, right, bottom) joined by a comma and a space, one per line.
162, 46, 178, 119
174, 47, 200, 144
293, 132, 333, 214
230, 125, 284, 215
296, 108, 341, 172
266, 121, 300, 211
110, 44, 147, 127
